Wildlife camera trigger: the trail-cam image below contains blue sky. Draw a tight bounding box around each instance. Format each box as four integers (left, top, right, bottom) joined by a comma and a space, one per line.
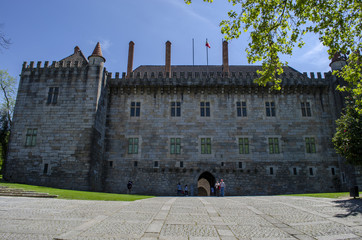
1, 0, 331, 81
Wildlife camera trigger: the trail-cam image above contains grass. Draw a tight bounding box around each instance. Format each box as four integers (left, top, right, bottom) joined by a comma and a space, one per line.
0, 181, 154, 201
285, 192, 361, 199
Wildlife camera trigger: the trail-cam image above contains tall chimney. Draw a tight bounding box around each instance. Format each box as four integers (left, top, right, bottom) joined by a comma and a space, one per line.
222, 40, 229, 74
127, 41, 135, 78
165, 41, 171, 77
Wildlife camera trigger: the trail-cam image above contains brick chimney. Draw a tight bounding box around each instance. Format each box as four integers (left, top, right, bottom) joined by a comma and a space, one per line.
127, 41, 135, 78
74, 46, 80, 54
222, 40, 229, 74
165, 41, 171, 77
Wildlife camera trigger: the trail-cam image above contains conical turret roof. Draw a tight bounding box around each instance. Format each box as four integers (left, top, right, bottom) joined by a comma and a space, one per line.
88, 42, 106, 62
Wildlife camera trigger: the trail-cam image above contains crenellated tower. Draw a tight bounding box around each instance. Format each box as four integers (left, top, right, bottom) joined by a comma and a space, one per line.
5, 43, 108, 191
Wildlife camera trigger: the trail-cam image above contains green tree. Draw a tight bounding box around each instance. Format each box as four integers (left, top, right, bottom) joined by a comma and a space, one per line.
186, 0, 362, 165
333, 97, 362, 165
185, 0, 361, 108
0, 70, 16, 175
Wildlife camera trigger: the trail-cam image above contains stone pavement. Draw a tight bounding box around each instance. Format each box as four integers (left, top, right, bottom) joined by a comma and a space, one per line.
0, 196, 361, 240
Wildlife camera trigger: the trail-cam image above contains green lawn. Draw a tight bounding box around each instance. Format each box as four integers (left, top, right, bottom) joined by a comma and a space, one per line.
285, 192, 361, 199
0, 181, 154, 201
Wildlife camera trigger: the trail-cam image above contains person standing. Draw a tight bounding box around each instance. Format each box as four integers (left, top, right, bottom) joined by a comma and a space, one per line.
177, 183, 182, 196
127, 181, 133, 194
220, 179, 226, 197
184, 185, 188, 196
215, 181, 220, 197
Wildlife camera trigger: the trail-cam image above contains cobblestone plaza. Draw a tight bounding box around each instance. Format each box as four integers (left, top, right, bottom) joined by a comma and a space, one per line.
0, 196, 361, 239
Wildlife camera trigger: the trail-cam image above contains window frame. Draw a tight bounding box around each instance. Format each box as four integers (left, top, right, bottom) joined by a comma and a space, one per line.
200, 101, 210, 117
25, 128, 37, 147
128, 138, 139, 154
236, 101, 247, 117
130, 102, 141, 117
200, 137, 212, 154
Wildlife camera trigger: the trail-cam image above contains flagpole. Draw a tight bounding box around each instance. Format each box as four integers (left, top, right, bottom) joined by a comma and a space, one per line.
192, 38, 194, 66
206, 38, 209, 73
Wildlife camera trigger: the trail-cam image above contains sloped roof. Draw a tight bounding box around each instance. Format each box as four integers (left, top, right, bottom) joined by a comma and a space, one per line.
59, 46, 88, 64
133, 65, 303, 76
88, 42, 106, 62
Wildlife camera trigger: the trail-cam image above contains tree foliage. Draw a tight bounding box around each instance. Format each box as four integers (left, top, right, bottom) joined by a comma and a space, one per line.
0, 24, 11, 51
186, 0, 362, 165
185, 0, 361, 107
333, 97, 362, 165
0, 70, 16, 174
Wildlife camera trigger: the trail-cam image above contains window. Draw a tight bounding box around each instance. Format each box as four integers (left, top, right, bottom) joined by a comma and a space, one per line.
266, 101, 276, 117
200, 102, 210, 117
238, 162, 243, 169
269, 167, 274, 175
43, 163, 49, 175
331, 167, 335, 176
47, 87, 59, 104
179, 161, 184, 168
170, 138, 181, 154
237, 101, 247, 117
130, 102, 141, 117
134, 161, 138, 167
268, 138, 280, 154
293, 167, 297, 175
25, 128, 37, 147
154, 161, 159, 168
171, 102, 181, 117
201, 138, 211, 154
221, 162, 224, 167
128, 138, 139, 154
309, 167, 314, 176
305, 137, 316, 153
109, 161, 113, 168
238, 138, 249, 154
301, 102, 311, 117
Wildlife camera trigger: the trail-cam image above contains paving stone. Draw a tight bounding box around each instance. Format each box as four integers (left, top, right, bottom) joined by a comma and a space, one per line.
0, 196, 361, 240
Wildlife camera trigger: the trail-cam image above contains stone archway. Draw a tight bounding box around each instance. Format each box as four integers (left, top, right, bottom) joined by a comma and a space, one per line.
198, 172, 215, 196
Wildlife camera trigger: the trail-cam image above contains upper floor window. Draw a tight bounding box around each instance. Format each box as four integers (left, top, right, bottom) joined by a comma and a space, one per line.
200, 102, 210, 117
237, 101, 247, 117
25, 128, 37, 147
170, 138, 181, 154
305, 137, 316, 153
128, 138, 139, 154
265, 101, 276, 117
301, 102, 311, 117
47, 87, 59, 104
171, 102, 181, 117
268, 138, 280, 154
201, 138, 211, 154
130, 102, 140, 117
238, 138, 249, 154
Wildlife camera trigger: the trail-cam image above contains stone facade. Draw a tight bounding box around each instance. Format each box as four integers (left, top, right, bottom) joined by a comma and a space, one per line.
4, 42, 361, 196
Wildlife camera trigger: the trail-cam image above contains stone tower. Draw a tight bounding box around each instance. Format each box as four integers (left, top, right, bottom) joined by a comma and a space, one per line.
5, 43, 108, 191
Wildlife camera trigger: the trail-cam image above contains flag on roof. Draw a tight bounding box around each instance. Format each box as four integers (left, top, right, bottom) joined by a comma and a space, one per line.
205, 39, 211, 48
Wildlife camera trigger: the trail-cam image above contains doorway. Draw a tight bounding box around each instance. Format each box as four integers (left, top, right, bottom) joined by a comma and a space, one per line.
197, 172, 215, 196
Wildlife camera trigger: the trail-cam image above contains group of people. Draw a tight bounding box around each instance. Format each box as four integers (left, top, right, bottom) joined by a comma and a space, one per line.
177, 183, 189, 196
212, 179, 226, 197
177, 179, 226, 197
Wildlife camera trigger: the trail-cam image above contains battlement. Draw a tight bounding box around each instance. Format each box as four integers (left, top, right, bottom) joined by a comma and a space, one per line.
22, 60, 88, 70
107, 71, 333, 88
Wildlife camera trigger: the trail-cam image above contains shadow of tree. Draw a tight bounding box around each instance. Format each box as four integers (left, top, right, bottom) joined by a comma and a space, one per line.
333, 198, 362, 218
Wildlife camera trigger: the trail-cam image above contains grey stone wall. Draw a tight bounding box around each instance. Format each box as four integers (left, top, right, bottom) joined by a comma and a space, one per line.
104, 82, 341, 196
5, 61, 105, 190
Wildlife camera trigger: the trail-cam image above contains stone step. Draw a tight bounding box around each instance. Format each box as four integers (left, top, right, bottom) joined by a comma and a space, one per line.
0, 186, 58, 198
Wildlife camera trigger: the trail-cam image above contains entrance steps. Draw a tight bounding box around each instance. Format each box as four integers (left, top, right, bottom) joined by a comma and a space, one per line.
0, 186, 58, 198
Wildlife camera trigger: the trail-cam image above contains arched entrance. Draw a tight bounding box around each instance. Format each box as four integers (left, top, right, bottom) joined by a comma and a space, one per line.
197, 172, 215, 196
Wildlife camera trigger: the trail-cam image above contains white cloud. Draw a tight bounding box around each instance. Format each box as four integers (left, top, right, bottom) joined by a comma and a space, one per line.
100, 40, 111, 52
